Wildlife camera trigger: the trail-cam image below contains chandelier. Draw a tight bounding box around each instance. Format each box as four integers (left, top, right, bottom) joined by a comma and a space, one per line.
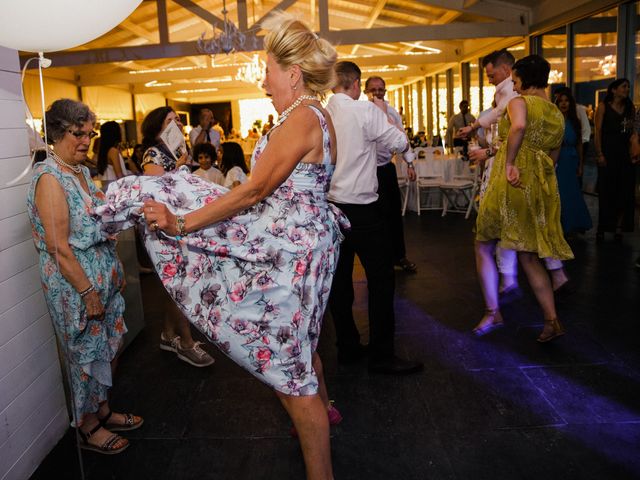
548, 69, 563, 84
197, 0, 259, 56
598, 55, 616, 77
236, 54, 265, 86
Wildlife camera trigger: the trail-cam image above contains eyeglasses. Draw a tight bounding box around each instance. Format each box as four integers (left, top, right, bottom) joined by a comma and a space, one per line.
68, 129, 98, 140
366, 88, 386, 93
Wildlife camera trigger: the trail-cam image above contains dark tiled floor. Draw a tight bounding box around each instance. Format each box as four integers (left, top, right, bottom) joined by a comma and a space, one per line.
31, 208, 640, 480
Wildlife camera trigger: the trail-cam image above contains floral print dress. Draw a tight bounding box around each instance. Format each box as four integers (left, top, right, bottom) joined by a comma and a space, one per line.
97, 106, 348, 396
27, 158, 127, 424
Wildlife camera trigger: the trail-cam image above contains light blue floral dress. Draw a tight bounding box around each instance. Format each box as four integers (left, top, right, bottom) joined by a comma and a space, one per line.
97, 106, 348, 396
27, 158, 127, 423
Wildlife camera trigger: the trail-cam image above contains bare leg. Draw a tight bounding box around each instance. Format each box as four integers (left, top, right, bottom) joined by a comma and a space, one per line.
163, 302, 196, 348
276, 391, 333, 480
312, 352, 330, 409
518, 252, 565, 341
473, 240, 503, 333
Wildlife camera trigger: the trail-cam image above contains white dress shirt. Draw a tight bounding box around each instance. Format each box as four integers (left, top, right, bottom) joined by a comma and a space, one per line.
194, 166, 225, 185
576, 104, 591, 143
327, 93, 408, 204
477, 76, 518, 130
189, 125, 221, 150
375, 103, 415, 166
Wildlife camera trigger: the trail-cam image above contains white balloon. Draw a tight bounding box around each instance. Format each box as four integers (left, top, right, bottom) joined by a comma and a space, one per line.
0, 0, 142, 53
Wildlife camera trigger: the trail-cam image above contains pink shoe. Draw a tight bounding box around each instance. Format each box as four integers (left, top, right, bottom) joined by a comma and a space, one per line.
327, 404, 343, 425
290, 403, 343, 437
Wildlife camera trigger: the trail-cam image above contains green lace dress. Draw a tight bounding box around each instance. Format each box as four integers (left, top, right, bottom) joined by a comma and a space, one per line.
476, 95, 573, 261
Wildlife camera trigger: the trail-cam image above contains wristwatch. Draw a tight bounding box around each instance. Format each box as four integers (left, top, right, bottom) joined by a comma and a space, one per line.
485, 148, 492, 158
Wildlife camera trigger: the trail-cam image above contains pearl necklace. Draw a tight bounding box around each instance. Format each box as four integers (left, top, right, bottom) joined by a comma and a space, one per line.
277, 95, 318, 124
51, 151, 82, 174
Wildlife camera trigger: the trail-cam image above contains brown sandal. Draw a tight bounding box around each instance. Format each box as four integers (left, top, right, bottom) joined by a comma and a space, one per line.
537, 318, 565, 343
99, 410, 144, 432
79, 422, 129, 455
473, 308, 504, 336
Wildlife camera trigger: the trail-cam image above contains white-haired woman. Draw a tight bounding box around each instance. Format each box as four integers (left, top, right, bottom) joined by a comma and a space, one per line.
98, 13, 344, 479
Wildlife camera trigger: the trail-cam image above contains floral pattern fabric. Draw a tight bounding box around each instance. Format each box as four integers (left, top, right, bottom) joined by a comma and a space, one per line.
27, 158, 127, 423
141, 144, 177, 172
476, 96, 574, 260
97, 106, 348, 396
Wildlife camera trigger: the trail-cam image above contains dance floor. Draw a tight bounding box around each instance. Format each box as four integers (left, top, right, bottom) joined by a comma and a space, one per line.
31, 204, 640, 479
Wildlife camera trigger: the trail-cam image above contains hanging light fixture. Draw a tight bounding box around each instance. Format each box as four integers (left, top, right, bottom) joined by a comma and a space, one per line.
236, 54, 266, 86
197, 0, 259, 56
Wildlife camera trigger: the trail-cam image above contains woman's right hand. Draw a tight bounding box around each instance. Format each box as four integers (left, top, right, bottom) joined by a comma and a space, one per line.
83, 290, 105, 321
597, 153, 607, 167
506, 164, 522, 188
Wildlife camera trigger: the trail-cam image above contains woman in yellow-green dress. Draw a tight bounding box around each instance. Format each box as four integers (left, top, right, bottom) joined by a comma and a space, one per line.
474, 55, 574, 342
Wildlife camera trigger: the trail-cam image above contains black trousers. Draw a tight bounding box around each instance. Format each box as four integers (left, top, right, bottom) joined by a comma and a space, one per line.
376, 162, 406, 263
328, 201, 395, 360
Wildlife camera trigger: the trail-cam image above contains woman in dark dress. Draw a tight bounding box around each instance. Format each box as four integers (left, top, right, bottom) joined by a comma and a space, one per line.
554, 90, 592, 235
594, 78, 636, 241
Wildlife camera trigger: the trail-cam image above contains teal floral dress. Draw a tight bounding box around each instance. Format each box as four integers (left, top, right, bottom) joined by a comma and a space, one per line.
27, 158, 127, 424
97, 106, 348, 396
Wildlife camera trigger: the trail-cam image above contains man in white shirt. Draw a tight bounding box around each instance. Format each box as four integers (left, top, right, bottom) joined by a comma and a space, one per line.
189, 108, 221, 151
364, 76, 418, 273
327, 61, 423, 375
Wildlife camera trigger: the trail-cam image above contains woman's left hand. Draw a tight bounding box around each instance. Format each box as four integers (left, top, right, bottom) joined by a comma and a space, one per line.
143, 200, 178, 235
506, 164, 522, 188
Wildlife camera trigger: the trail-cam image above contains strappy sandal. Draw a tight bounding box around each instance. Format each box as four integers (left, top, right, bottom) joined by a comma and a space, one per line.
99, 410, 144, 432
473, 308, 504, 337
79, 422, 129, 455
537, 318, 565, 343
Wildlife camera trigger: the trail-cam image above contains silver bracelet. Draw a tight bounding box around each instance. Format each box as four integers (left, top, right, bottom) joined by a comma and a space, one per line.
79, 285, 95, 298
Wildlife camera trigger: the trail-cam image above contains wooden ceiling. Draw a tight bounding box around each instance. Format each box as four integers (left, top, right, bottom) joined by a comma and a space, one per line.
21, 0, 586, 103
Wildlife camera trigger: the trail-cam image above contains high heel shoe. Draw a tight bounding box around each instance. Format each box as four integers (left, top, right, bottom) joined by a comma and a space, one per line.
537, 318, 565, 343
473, 308, 504, 336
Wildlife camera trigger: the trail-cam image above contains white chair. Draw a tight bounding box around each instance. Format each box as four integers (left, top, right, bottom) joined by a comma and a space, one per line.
414, 158, 444, 215
395, 159, 411, 216
439, 161, 480, 217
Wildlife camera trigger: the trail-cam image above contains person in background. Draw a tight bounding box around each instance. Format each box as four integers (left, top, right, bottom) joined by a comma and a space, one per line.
446, 100, 476, 154
411, 130, 429, 148
555, 86, 591, 180
96, 121, 128, 180
364, 75, 418, 273
594, 78, 637, 242
219, 141, 249, 189
189, 108, 221, 151
27, 99, 142, 455
193, 142, 225, 185
554, 89, 593, 236
141, 106, 215, 368
212, 118, 225, 141
128, 143, 145, 174
262, 114, 275, 135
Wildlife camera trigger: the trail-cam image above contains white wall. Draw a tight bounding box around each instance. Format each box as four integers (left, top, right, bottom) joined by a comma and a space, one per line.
0, 47, 69, 480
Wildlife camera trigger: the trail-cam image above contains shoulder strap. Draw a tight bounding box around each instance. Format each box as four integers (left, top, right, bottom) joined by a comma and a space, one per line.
305, 104, 332, 166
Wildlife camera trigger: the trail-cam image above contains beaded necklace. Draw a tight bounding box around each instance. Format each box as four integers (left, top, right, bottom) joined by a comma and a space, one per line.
277, 95, 318, 125
51, 150, 82, 174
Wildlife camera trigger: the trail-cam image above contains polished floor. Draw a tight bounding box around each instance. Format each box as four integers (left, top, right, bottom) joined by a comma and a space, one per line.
32, 203, 640, 480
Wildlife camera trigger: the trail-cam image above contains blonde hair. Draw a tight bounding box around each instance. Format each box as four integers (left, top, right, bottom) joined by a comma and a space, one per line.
262, 11, 337, 99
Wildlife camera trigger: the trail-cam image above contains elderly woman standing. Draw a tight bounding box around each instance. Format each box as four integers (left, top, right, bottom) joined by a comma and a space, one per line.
27, 99, 142, 454
99, 14, 344, 479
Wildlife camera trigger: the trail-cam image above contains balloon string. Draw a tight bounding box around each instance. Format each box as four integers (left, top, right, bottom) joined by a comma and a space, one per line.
6, 52, 48, 186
